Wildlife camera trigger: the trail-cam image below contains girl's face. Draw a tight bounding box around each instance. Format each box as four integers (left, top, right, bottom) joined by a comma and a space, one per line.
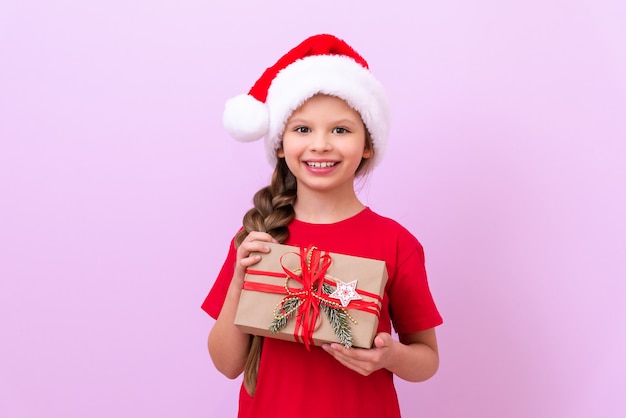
278, 95, 371, 195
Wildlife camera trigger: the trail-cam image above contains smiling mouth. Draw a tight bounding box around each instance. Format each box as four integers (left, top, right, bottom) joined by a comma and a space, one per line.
306, 161, 336, 168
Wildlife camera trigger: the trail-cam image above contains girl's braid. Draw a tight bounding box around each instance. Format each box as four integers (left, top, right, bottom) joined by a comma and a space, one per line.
235, 159, 296, 396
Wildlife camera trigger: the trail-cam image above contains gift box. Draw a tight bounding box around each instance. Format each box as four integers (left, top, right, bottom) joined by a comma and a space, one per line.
234, 243, 388, 349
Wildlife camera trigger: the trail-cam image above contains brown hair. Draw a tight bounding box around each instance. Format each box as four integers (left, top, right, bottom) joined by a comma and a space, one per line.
236, 115, 374, 396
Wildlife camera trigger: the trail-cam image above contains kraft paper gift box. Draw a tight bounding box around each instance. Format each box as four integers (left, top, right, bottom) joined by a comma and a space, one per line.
234, 242, 388, 349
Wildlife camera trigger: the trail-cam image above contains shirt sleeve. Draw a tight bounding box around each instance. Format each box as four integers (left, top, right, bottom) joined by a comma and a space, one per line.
388, 232, 443, 334
201, 237, 237, 319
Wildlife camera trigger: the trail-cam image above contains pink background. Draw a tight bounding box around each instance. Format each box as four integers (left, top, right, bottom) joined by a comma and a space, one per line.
1, 1, 625, 417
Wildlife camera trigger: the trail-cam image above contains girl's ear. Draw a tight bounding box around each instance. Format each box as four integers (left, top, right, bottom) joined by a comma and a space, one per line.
362, 146, 372, 159
277, 148, 285, 158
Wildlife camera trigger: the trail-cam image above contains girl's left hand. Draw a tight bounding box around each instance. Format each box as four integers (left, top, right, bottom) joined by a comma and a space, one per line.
322, 332, 395, 376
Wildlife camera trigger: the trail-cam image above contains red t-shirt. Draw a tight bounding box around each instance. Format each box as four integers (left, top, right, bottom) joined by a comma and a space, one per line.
202, 208, 443, 418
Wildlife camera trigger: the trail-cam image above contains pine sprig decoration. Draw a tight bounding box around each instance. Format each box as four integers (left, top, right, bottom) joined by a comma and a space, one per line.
267, 282, 354, 348
269, 297, 301, 333
321, 283, 353, 348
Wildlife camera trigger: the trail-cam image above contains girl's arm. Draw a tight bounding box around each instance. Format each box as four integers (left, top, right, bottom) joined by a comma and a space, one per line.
322, 328, 439, 382
207, 232, 277, 379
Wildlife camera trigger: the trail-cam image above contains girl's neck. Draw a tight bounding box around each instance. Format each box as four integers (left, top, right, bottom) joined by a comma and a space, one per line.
293, 188, 365, 224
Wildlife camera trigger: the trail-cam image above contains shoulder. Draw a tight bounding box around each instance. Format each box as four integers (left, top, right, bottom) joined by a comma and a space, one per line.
362, 209, 422, 247
365, 209, 426, 269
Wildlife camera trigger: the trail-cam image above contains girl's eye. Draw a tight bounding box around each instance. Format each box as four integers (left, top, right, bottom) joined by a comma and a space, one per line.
294, 126, 310, 133
332, 127, 350, 134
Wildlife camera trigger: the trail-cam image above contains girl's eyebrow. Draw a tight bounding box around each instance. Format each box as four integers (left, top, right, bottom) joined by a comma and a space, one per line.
332, 119, 359, 126
286, 118, 309, 125
286, 118, 359, 126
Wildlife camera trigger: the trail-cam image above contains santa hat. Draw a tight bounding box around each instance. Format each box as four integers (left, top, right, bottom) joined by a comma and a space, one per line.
222, 34, 391, 166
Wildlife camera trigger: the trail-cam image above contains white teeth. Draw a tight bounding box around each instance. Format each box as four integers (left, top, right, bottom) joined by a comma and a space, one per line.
307, 161, 336, 168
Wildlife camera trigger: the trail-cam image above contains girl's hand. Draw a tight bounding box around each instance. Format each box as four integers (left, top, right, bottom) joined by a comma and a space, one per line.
322, 329, 439, 381
234, 231, 278, 279
321, 332, 395, 376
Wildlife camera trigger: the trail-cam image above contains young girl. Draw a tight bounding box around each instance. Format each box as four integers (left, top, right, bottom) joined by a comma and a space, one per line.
202, 34, 443, 417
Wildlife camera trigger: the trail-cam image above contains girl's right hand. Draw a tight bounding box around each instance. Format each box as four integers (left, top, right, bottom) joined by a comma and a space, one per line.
234, 231, 278, 279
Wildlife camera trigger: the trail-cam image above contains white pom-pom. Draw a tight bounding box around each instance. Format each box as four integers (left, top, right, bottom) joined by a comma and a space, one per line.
222, 94, 269, 142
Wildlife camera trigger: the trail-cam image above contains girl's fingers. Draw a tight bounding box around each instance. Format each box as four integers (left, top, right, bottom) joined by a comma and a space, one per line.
248, 233, 278, 245
239, 240, 270, 257
238, 253, 262, 267
237, 232, 278, 267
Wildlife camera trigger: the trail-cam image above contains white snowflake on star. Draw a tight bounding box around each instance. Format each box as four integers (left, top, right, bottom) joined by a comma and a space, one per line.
329, 280, 362, 307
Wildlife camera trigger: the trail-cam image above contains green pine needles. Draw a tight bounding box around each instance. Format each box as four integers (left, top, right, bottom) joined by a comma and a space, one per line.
268, 282, 353, 348
320, 282, 352, 348
269, 297, 301, 333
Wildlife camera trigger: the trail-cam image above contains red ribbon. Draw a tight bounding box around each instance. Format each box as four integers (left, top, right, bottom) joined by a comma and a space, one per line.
244, 246, 383, 350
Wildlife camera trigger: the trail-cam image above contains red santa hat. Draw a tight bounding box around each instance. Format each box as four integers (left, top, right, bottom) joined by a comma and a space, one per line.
222, 34, 391, 166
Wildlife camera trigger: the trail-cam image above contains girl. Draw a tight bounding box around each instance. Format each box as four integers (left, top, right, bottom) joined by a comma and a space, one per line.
202, 34, 443, 417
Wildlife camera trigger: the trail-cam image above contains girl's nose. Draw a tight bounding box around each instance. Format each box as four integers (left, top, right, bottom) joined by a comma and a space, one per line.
309, 132, 332, 152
